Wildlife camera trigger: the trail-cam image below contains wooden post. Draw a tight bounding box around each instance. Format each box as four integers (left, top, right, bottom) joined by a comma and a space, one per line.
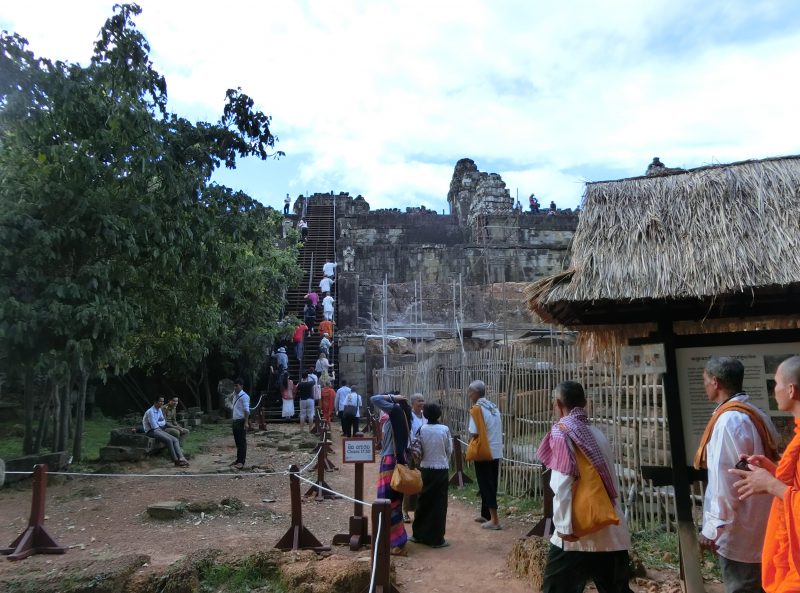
527, 467, 554, 538
274, 465, 330, 552
310, 410, 320, 435
449, 436, 473, 487
369, 499, 400, 593
1, 464, 66, 561
332, 461, 371, 550
305, 436, 337, 499
658, 319, 705, 593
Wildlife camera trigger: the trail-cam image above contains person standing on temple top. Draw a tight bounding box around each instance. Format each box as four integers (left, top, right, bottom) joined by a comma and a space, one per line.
514, 199, 522, 211
549, 200, 557, 214
537, 381, 634, 593
466, 380, 504, 530
322, 261, 337, 278
297, 218, 308, 241
283, 193, 290, 216
529, 193, 539, 212
695, 356, 779, 593
293, 321, 308, 365
322, 294, 335, 321
303, 300, 316, 336
734, 355, 800, 593
304, 290, 319, 308
319, 275, 334, 296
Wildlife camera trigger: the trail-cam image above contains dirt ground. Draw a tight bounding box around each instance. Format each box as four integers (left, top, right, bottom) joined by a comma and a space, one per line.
0, 424, 697, 592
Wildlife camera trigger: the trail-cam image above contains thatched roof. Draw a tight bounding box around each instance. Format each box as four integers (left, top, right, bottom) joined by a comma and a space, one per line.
527, 155, 800, 326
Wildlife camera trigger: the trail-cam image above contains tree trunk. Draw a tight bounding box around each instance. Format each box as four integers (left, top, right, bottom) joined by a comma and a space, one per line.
52, 382, 61, 452
56, 371, 71, 453
202, 359, 213, 413
35, 381, 55, 454
22, 367, 35, 455
72, 369, 89, 462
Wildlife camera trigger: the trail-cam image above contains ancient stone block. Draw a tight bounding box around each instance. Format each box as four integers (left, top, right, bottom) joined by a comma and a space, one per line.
99, 446, 148, 462
147, 500, 186, 520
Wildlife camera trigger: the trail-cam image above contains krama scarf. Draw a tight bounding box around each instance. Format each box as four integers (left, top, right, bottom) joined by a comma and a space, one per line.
536, 407, 617, 500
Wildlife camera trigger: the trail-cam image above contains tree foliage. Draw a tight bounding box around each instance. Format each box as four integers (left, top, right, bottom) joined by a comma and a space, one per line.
0, 4, 300, 458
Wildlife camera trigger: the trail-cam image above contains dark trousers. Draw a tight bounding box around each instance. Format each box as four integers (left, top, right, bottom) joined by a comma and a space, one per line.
232, 419, 247, 464
474, 459, 499, 519
341, 413, 359, 437
542, 544, 633, 593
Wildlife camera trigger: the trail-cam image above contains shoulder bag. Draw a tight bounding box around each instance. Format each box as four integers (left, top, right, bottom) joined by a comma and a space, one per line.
390, 408, 423, 495
465, 404, 493, 462
571, 444, 620, 537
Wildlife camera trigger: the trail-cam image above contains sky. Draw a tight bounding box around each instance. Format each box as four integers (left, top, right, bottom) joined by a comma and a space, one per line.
2, 1, 800, 213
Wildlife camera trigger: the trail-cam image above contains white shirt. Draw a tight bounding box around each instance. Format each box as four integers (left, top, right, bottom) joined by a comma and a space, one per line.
334, 386, 352, 411
342, 391, 362, 417
418, 424, 452, 470
410, 411, 427, 439
143, 406, 166, 432
701, 393, 778, 562
320, 277, 333, 292
550, 424, 631, 552
467, 398, 503, 459
322, 295, 334, 311
232, 390, 250, 420
322, 262, 337, 276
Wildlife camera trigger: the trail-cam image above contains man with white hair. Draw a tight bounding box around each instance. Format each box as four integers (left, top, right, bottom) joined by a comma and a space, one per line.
403, 393, 427, 523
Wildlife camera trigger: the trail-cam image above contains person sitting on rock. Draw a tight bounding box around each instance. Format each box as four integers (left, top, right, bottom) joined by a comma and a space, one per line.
164, 397, 189, 440
143, 396, 189, 467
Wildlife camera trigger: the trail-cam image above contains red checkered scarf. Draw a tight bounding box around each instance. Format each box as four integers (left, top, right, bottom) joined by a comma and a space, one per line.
536, 407, 617, 500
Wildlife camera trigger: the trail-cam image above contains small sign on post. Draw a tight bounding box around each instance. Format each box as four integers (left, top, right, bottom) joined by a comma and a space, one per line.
342, 437, 375, 464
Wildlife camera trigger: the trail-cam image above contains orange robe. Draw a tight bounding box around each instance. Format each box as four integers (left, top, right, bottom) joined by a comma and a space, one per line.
763, 418, 800, 593
320, 386, 335, 422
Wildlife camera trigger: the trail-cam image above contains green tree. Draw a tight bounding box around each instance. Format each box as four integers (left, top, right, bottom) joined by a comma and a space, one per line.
0, 4, 299, 460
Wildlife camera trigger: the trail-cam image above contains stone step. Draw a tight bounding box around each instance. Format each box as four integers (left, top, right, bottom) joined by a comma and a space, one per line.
99, 446, 148, 462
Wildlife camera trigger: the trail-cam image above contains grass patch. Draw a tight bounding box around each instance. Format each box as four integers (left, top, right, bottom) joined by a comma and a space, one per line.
201, 563, 285, 593
0, 415, 228, 462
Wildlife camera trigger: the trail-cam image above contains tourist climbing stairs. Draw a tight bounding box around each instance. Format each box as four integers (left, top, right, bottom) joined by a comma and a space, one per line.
284, 195, 338, 390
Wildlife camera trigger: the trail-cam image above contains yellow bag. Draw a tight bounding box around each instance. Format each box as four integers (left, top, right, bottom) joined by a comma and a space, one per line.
391, 462, 423, 495
571, 446, 620, 537
465, 405, 493, 462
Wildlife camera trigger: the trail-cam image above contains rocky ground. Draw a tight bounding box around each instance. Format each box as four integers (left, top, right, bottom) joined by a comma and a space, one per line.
0, 424, 714, 592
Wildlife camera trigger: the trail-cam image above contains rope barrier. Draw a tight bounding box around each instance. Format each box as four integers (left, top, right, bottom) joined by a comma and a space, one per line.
455, 437, 542, 468
6, 470, 288, 478
294, 473, 373, 507
297, 447, 322, 474
367, 510, 382, 593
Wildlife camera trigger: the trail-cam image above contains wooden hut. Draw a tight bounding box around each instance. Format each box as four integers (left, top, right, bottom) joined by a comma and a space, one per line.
526, 155, 800, 592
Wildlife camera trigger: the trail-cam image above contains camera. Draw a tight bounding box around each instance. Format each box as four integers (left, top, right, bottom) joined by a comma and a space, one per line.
734, 458, 751, 471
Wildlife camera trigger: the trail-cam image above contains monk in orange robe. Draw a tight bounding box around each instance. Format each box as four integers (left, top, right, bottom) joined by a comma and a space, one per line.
733, 354, 800, 593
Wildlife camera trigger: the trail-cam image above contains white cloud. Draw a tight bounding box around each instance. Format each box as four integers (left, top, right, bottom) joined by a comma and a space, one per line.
3, 0, 800, 212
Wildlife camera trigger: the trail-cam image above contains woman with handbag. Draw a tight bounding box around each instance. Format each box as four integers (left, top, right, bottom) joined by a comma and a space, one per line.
370, 393, 414, 556
410, 403, 452, 547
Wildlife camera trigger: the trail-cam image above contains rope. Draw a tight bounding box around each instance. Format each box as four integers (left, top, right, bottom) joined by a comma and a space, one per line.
456, 437, 542, 468
5, 470, 287, 478
296, 447, 322, 474
294, 473, 372, 507
368, 510, 382, 593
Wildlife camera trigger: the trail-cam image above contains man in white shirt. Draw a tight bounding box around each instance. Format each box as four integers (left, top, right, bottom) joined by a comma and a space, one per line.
695, 356, 778, 593
334, 380, 352, 430
340, 386, 362, 437
230, 379, 250, 469
143, 396, 189, 467
467, 380, 504, 529
322, 295, 334, 321
319, 276, 334, 295
537, 381, 633, 593
322, 261, 337, 278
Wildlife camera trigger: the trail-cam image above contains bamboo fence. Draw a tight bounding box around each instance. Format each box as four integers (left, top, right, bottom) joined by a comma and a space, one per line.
372, 342, 693, 531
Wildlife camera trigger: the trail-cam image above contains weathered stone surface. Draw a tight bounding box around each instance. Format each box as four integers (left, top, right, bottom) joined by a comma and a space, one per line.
100, 446, 148, 462
147, 500, 186, 520
109, 429, 154, 448
187, 500, 220, 513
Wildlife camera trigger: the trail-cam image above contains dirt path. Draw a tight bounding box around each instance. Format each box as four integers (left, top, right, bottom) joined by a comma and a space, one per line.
0, 423, 684, 591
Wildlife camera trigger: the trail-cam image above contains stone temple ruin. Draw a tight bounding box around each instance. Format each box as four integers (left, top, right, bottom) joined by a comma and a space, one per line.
302, 158, 580, 390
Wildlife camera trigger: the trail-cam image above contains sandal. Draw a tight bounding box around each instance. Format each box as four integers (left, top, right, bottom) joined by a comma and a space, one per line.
389, 546, 407, 557
232, 463, 244, 470
175, 460, 189, 467
431, 540, 450, 548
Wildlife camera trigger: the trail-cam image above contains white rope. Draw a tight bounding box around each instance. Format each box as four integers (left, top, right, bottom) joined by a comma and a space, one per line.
455, 437, 541, 468
294, 473, 372, 507
5, 470, 287, 478
368, 510, 382, 593
296, 447, 322, 474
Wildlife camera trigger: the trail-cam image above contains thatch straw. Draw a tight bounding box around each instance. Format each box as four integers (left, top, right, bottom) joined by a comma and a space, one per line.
508, 537, 550, 590
527, 155, 800, 321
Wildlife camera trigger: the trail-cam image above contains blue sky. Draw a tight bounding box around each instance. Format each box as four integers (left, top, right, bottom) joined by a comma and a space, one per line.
3, 1, 800, 212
